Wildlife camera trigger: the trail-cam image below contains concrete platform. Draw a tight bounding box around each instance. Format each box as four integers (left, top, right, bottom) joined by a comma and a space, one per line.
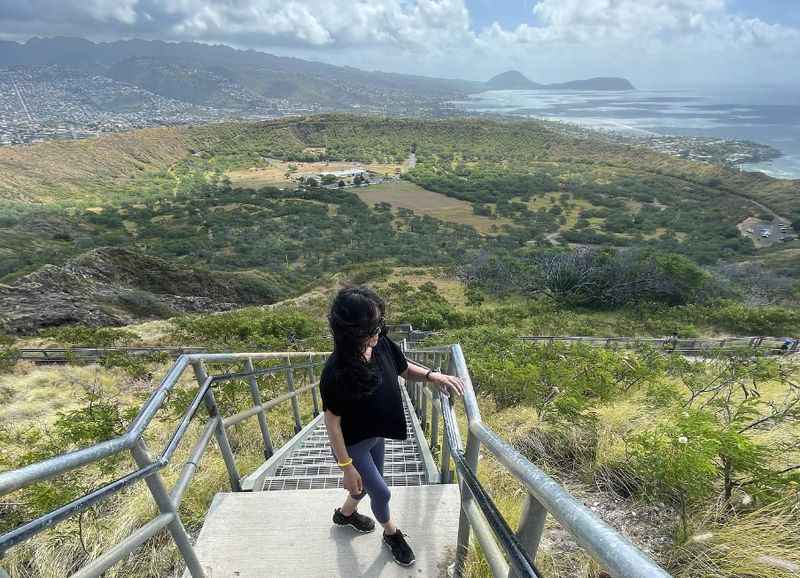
187, 484, 462, 578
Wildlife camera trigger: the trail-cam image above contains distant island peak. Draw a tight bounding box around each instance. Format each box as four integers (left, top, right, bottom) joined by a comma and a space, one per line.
486, 70, 635, 91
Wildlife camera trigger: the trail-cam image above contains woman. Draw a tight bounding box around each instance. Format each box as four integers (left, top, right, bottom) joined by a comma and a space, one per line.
320, 286, 464, 567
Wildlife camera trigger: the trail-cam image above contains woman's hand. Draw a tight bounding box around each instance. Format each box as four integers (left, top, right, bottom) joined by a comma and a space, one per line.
430, 372, 465, 397
342, 465, 363, 495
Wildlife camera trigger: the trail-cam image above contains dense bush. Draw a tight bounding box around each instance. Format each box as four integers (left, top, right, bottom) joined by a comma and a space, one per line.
39, 325, 140, 347
705, 302, 800, 335
172, 308, 328, 350
463, 248, 716, 309
383, 281, 473, 331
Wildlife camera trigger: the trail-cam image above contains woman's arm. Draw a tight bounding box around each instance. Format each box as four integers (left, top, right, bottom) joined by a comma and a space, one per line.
401, 361, 464, 396
323, 409, 363, 494
323, 409, 350, 464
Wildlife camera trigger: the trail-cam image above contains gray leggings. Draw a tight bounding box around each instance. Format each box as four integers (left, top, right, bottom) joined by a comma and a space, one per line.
332, 437, 390, 523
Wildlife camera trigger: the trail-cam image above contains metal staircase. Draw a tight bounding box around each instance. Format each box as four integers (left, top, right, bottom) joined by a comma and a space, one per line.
256, 393, 430, 492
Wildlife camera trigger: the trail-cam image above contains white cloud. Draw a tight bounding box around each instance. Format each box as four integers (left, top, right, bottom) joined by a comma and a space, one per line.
154, 0, 471, 49
84, 0, 138, 24
1, 0, 798, 85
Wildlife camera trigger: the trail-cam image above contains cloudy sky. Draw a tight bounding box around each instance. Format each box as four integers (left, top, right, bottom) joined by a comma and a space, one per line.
1, 0, 799, 87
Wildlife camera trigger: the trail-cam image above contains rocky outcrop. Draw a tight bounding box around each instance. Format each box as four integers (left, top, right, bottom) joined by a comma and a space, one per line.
0, 247, 282, 334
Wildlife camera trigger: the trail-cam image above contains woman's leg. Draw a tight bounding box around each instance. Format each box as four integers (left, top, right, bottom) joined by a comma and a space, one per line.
333, 439, 369, 516
340, 437, 385, 515
368, 438, 399, 535
344, 437, 392, 525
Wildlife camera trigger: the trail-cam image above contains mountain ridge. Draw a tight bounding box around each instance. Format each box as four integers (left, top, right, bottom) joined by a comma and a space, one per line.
0, 37, 634, 111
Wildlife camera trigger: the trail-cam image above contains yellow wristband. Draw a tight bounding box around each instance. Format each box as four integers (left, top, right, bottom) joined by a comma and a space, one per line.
337, 458, 353, 468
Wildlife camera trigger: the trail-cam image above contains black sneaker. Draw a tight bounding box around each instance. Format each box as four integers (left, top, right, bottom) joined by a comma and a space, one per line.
383, 528, 416, 566
333, 507, 375, 533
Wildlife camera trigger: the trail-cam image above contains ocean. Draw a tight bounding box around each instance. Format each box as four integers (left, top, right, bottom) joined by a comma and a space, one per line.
451, 87, 800, 180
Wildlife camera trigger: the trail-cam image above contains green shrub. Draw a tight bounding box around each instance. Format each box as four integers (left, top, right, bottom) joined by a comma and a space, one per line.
343, 263, 392, 285
172, 308, 327, 350
627, 409, 723, 538
705, 301, 800, 335
0, 334, 18, 373
39, 325, 140, 347
384, 281, 473, 331
99, 351, 170, 379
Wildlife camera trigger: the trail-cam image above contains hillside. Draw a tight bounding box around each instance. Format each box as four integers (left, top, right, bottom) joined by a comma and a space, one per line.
1, 114, 799, 333
0, 247, 286, 334
0, 126, 190, 203
1, 273, 799, 577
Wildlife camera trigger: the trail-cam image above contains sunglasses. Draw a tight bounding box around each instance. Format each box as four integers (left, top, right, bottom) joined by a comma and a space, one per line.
366, 317, 386, 337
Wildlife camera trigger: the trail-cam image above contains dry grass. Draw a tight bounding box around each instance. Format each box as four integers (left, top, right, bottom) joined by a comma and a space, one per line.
354, 180, 509, 235
2, 359, 322, 578
675, 498, 800, 578
0, 127, 189, 203
0, 363, 141, 425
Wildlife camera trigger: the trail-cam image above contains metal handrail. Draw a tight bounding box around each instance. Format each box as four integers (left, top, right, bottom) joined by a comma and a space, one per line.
518, 335, 797, 355
438, 378, 541, 577
0, 351, 329, 577
405, 343, 672, 578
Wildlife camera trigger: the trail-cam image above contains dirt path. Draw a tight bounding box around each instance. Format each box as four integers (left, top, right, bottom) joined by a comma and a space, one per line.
545, 231, 561, 245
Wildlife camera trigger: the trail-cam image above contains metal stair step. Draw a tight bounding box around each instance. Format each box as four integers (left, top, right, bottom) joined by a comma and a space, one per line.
274, 461, 426, 478
261, 473, 427, 491
281, 452, 423, 467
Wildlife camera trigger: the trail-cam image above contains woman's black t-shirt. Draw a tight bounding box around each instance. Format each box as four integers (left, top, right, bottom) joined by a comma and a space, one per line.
320, 335, 409, 446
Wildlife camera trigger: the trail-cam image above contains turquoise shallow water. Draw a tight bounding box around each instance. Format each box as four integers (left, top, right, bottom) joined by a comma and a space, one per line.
451, 87, 800, 180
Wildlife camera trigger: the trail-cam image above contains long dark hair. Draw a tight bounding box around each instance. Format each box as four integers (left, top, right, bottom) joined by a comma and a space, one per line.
328, 285, 386, 400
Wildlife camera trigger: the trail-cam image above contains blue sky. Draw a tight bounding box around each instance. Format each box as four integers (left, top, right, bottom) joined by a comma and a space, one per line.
1, 0, 799, 86
465, 0, 800, 30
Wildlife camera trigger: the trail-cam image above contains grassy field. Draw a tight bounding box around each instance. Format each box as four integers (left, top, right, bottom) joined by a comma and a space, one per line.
226, 159, 404, 189
354, 180, 511, 235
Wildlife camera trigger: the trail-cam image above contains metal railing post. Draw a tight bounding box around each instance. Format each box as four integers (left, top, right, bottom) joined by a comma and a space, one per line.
440, 423, 452, 484
308, 353, 320, 417
245, 358, 274, 460
454, 425, 481, 577
431, 390, 441, 454
421, 380, 429, 433
507, 493, 547, 578
131, 438, 205, 578
285, 356, 303, 433
439, 356, 454, 483
191, 361, 242, 492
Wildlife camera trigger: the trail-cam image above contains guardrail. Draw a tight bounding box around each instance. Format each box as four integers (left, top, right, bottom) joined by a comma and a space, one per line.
0, 351, 329, 578
16, 347, 207, 364
519, 335, 800, 356
404, 342, 672, 578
